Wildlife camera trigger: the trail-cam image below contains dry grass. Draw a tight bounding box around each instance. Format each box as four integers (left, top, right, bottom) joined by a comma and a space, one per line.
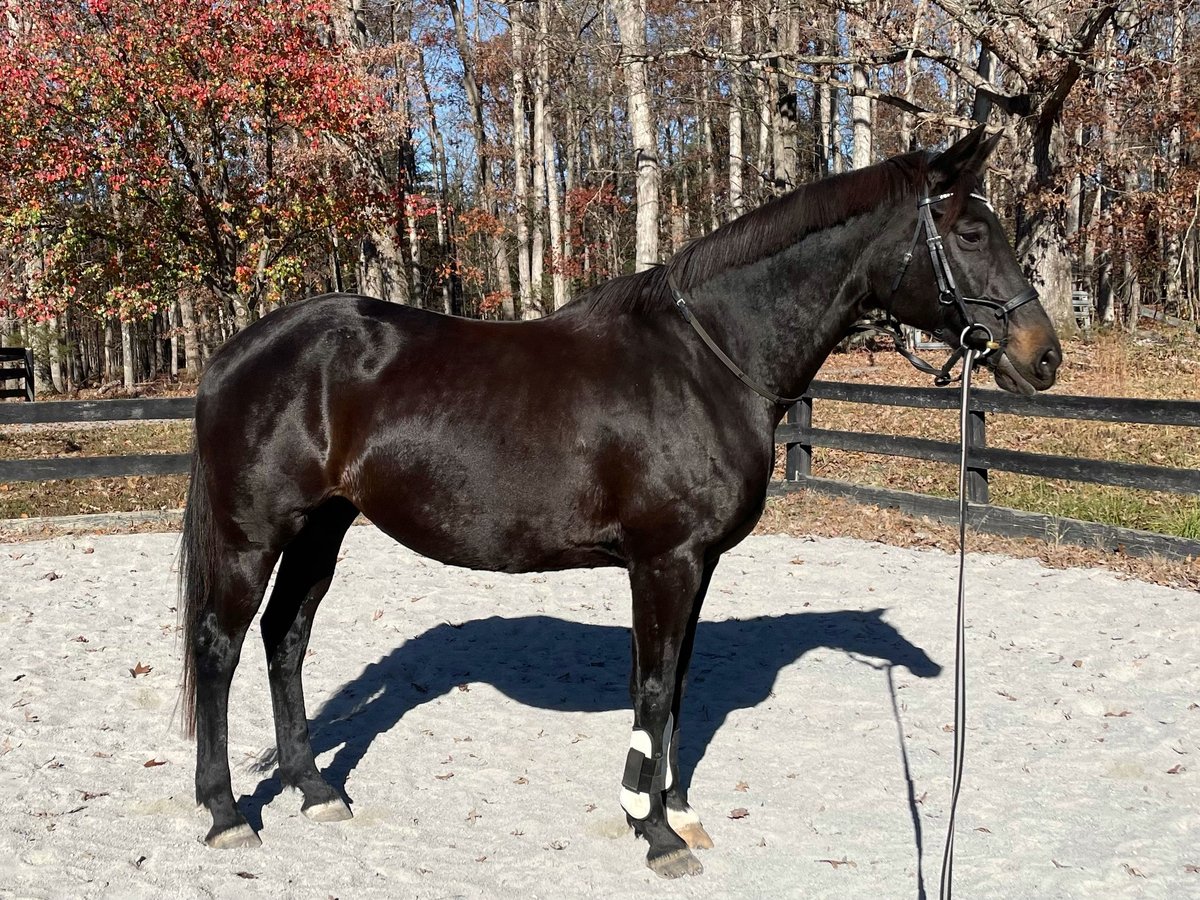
0, 422, 190, 519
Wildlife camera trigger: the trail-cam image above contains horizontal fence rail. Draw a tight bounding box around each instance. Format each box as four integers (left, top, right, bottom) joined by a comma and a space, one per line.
775, 380, 1200, 561
0, 396, 195, 426
799, 380, 1200, 426
771, 426, 1200, 494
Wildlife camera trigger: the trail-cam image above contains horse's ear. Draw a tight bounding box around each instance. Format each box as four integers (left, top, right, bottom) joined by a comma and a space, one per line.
928, 125, 1002, 192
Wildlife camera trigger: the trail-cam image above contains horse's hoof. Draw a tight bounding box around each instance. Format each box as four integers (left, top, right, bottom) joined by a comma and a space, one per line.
205, 823, 261, 849
647, 848, 704, 879
674, 822, 715, 850
667, 806, 714, 850
302, 798, 353, 822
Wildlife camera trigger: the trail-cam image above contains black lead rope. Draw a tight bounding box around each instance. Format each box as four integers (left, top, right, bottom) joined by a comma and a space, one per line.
940, 347, 977, 900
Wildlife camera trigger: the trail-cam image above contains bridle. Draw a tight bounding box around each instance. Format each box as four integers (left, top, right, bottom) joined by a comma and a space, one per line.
668, 189, 1041, 402
863, 191, 1040, 386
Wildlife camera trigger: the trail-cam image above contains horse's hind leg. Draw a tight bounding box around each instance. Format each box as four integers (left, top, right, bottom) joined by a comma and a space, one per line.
194, 547, 279, 848
622, 548, 706, 878
260, 498, 359, 822
664, 558, 718, 851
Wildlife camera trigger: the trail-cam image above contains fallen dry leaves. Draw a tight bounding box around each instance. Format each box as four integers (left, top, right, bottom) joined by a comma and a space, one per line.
818, 857, 857, 869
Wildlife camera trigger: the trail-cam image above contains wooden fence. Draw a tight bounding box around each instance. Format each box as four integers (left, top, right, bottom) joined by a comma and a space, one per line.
772, 381, 1200, 561
1, 386, 1198, 560
0, 397, 193, 483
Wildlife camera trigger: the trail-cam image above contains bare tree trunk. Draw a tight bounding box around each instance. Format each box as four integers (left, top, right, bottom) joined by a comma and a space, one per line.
358, 229, 407, 303
770, 5, 799, 191
103, 319, 116, 381
679, 126, 692, 237
752, 5, 771, 186
1066, 124, 1082, 242
168, 301, 179, 378
668, 123, 684, 251
701, 72, 720, 232
27, 321, 51, 396
198, 305, 213, 363
446, 0, 513, 311
614, 0, 660, 270
814, 42, 833, 177
121, 319, 135, 389
899, 1, 926, 150
1163, 0, 1184, 312
848, 14, 873, 170
850, 64, 872, 169
563, 100, 580, 297
528, 14, 549, 317
727, 1, 745, 220
539, 0, 568, 308
508, 1, 532, 315
47, 316, 64, 393
178, 294, 201, 377
417, 55, 456, 314
970, 43, 994, 124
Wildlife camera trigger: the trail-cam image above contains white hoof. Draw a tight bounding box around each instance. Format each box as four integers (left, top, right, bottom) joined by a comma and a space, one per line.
668, 806, 714, 850
302, 798, 353, 822
206, 823, 261, 849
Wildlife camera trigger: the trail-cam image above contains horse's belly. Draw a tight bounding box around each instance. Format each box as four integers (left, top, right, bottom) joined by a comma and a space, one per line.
362, 507, 622, 573
349, 464, 623, 574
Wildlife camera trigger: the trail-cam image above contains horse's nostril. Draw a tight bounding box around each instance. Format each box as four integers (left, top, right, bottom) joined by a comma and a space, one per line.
1039, 347, 1062, 377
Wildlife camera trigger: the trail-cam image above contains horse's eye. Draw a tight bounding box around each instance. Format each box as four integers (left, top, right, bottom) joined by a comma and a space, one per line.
958, 230, 985, 246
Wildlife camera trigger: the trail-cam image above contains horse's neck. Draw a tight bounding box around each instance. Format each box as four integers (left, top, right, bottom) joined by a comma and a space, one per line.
688, 204, 889, 404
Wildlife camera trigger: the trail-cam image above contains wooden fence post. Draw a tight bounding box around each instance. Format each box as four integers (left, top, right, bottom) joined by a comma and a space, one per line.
966, 407, 988, 503
24, 348, 34, 401
785, 397, 813, 480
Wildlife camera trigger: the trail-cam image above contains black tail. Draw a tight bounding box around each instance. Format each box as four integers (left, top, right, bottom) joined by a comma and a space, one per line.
179, 446, 217, 738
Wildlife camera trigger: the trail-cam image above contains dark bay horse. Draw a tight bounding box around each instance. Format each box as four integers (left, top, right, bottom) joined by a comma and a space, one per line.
180, 128, 1061, 877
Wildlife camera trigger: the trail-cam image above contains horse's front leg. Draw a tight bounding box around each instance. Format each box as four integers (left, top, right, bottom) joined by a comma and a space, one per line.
663, 557, 718, 851
622, 548, 706, 878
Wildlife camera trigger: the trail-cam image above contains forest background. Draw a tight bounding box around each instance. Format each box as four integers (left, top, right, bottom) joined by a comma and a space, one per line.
0, 0, 1196, 391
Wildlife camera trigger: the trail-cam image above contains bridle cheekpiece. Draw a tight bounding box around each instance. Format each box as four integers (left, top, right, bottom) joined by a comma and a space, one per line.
877, 191, 1039, 385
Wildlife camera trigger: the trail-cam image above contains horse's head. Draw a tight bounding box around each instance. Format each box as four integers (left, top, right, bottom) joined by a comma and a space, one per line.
874, 127, 1062, 395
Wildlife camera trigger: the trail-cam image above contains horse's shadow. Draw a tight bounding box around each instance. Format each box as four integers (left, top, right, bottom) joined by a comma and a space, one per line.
239, 608, 940, 824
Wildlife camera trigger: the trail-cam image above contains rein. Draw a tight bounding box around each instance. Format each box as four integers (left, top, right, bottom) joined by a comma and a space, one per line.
667, 267, 805, 407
